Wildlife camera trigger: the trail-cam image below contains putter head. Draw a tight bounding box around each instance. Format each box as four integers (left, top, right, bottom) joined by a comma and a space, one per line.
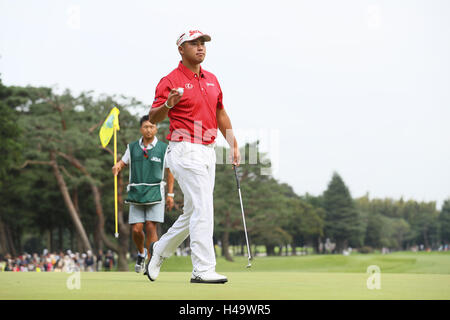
246, 256, 252, 268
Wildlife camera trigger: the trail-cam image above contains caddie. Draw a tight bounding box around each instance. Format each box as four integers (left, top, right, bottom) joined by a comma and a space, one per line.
112, 115, 174, 273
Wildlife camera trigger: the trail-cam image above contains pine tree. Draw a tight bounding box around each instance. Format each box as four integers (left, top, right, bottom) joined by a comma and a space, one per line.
439, 199, 450, 244
323, 172, 362, 253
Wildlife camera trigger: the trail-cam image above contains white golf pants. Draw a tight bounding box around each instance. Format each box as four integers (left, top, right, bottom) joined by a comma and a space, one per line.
154, 141, 217, 275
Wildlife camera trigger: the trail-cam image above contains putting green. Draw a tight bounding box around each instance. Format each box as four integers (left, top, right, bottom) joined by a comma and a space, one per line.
2, 253, 450, 299
1, 271, 449, 300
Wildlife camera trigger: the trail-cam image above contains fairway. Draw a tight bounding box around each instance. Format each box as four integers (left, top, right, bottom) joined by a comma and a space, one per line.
1, 252, 450, 300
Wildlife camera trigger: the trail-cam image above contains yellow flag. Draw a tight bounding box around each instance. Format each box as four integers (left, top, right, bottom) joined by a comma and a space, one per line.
99, 107, 120, 148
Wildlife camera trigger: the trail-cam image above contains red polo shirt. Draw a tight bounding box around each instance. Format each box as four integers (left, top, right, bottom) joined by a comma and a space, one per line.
151, 61, 224, 145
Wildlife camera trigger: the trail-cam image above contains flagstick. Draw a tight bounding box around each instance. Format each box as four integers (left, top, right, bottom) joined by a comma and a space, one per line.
114, 126, 119, 238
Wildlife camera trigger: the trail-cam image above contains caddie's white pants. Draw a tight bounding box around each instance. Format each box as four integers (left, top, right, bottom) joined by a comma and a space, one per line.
153, 141, 217, 275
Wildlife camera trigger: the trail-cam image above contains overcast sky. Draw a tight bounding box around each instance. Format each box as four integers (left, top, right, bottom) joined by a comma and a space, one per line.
1, 0, 449, 209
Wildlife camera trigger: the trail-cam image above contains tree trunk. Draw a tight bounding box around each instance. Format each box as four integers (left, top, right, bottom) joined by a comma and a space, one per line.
277, 245, 283, 256
334, 239, 340, 254
72, 188, 84, 252
56, 151, 120, 254
57, 150, 131, 270
221, 211, 233, 262
16, 225, 23, 253
0, 217, 12, 255
423, 227, 429, 249
292, 244, 297, 256
91, 185, 118, 251
50, 151, 92, 252
46, 230, 51, 252
221, 232, 233, 262
58, 227, 63, 252
5, 223, 17, 256
313, 237, 320, 254
266, 244, 275, 256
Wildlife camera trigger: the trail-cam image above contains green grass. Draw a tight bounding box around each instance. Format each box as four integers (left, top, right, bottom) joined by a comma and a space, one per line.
1, 252, 449, 300
150, 251, 450, 274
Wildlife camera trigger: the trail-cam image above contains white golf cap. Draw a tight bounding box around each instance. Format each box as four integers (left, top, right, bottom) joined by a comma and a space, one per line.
176, 29, 211, 47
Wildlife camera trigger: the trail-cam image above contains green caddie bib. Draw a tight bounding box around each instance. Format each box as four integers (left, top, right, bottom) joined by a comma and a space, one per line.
124, 139, 168, 205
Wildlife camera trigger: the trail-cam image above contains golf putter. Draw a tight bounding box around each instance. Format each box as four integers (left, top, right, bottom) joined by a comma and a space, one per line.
233, 164, 252, 268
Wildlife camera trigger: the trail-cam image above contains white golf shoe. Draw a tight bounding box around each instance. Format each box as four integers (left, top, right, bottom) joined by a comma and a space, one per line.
146, 242, 165, 282
190, 271, 228, 284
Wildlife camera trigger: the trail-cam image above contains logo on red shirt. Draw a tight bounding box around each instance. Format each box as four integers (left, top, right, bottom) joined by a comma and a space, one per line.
185, 83, 193, 89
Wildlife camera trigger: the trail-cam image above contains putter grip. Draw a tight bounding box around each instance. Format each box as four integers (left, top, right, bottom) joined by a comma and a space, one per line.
233, 165, 240, 189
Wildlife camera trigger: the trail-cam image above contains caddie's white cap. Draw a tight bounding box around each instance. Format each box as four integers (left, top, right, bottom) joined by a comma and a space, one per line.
176, 29, 211, 47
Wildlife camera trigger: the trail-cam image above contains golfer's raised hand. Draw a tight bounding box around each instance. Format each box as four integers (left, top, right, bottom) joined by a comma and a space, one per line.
166, 88, 183, 108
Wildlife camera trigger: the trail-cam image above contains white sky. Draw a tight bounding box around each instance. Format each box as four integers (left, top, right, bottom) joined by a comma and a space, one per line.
1, 0, 449, 209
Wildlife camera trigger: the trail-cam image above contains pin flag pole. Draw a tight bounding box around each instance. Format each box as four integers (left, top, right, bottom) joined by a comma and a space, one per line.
114, 125, 119, 238
99, 107, 120, 238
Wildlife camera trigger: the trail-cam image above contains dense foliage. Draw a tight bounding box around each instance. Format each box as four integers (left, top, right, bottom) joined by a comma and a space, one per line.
0, 82, 447, 267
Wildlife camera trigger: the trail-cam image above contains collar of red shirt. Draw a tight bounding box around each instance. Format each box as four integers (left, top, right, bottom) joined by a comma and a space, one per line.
177, 61, 206, 80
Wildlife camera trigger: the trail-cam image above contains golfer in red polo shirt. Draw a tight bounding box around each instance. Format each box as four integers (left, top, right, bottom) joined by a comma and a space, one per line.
146, 29, 240, 284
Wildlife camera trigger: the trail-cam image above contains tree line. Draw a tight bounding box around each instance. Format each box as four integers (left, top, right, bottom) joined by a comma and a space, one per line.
1, 80, 449, 269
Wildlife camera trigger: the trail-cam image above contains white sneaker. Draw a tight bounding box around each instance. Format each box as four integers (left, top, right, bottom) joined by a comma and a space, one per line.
146, 242, 165, 282
190, 271, 228, 284
135, 248, 147, 273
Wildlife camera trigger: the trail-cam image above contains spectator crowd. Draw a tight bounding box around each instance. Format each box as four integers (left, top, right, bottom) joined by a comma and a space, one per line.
0, 249, 116, 272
